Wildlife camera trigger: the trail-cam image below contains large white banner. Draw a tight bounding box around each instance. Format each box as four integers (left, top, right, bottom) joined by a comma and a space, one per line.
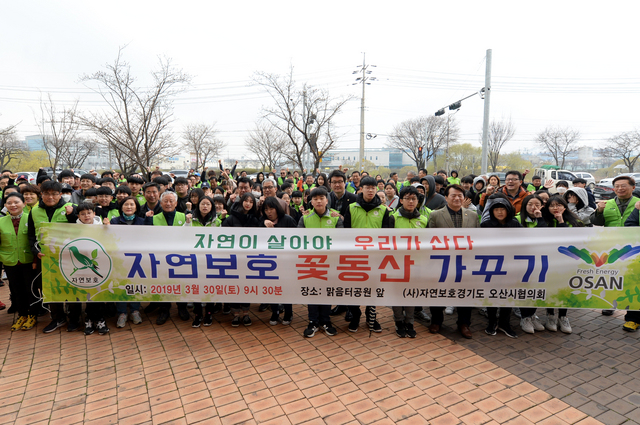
41, 224, 640, 309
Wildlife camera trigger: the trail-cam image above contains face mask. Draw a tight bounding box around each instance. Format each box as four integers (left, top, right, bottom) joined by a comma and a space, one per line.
62, 194, 72, 203
252, 191, 261, 197
557, 188, 567, 195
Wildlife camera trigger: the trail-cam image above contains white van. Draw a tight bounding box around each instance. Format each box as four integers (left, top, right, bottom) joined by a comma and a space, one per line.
533, 167, 577, 194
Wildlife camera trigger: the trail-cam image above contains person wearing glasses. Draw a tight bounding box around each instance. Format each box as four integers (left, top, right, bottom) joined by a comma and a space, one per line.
481, 170, 530, 214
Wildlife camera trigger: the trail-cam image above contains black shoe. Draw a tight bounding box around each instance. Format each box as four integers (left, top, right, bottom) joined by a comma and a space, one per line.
144, 304, 158, 314
304, 322, 318, 338
498, 325, 518, 338
231, 316, 241, 327
156, 310, 170, 325
323, 323, 337, 336
370, 320, 382, 333
211, 304, 222, 314
203, 313, 213, 327
485, 321, 498, 336
345, 310, 353, 322
269, 313, 279, 326
43, 319, 66, 333
67, 321, 80, 332
405, 323, 417, 338
192, 315, 202, 328
395, 321, 406, 338
258, 304, 269, 312
602, 309, 614, 316
178, 308, 190, 321
243, 315, 252, 326
96, 320, 109, 335
348, 319, 359, 333
330, 306, 347, 316
84, 320, 95, 335
222, 304, 231, 315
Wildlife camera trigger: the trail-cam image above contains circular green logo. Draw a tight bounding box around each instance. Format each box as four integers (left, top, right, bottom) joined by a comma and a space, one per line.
59, 238, 112, 288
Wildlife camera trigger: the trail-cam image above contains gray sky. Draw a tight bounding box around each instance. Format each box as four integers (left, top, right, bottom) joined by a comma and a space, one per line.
2, 1, 639, 162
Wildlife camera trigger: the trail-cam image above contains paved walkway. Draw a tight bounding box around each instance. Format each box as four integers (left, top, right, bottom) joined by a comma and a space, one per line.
0, 282, 627, 424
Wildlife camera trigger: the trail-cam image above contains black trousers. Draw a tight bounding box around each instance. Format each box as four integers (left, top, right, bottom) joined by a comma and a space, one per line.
430, 307, 472, 326
5, 263, 36, 317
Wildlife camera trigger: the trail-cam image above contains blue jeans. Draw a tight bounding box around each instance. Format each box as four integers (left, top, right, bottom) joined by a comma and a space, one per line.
116, 302, 141, 314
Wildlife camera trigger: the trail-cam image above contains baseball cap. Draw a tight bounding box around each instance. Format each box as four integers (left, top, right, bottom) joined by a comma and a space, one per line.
60, 183, 74, 193
17, 173, 29, 181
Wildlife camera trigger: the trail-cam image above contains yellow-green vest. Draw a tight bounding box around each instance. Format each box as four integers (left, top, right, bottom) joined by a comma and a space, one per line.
349, 203, 386, 228
0, 214, 33, 266
603, 197, 640, 227
303, 209, 340, 228
391, 210, 428, 228
153, 211, 186, 226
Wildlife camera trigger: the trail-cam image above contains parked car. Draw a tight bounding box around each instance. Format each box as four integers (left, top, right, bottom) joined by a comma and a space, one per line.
533, 166, 577, 194
573, 172, 596, 189
486, 171, 506, 185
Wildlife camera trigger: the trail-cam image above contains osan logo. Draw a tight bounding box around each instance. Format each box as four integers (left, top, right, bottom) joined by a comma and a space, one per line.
59, 238, 112, 288
558, 245, 640, 267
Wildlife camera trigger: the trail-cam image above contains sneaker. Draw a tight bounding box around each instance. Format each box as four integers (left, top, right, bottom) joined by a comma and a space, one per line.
416, 310, 431, 321
485, 321, 497, 336
22, 315, 36, 330
559, 316, 572, 334
192, 315, 202, 328
1, 270, 6, 280
156, 310, 170, 325
178, 308, 190, 321
304, 322, 318, 337
269, 313, 279, 326
498, 325, 518, 338
520, 317, 535, 334
623, 321, 640, 332
370, 320, 382, 333
42, 319, 67, 334
96, 320, 109, 335
479, 307, 488, 317
231, 316, 241, 327
243, 315, 252, 326
11, 316, 27, 332
282, 315, 292, 326
67, 321, 80, 332
130, 310, 143, 325
532, 315, 545, 331
513, 307, 521, 318
222, 304, 231, 315
395, 321, 406, 338
203, 313, 213, 327
546, 314, 558, 332
116, 313, 127, 328
258, 304, 269, 312
84, 320, 94, 335
348, 319, 359, 333
211, 303, 222, 314
323, 323, 337, 336
344, 310, 353, 322
445, 306, 455, 315
405, 323, 417, 338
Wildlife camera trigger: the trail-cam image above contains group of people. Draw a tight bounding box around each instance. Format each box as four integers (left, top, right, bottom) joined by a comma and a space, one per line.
0, 164, 637, 340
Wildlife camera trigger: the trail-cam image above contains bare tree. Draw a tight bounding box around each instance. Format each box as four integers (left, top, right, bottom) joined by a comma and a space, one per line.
536, 126, 580, 168
487, 118, 516, 172
245, 122, 287, 170
36, 94, 82, 173
79, 48, 190, 174
182, 123, 225, 173
59, 136, 99, 169
387, 115, 458, 170
253, 68, 353, 171
599, 131, 640, 172
0, 124, 26, 170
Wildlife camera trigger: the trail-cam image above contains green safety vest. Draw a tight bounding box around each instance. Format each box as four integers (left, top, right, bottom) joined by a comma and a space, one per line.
419, 205, 432, 220
515, 213, 540, 228
135, 193, 147, 206
391, 210, 428, 228
107, 209, 120, 221
192, 216, 222, 227
603, 197, 640, 227
0, 214, 33, 266
30, 203, 73, 248
303, 209, 340, 228
526, 184, 541, 192
153, 211, 186, 226
278, 176, 286, 186
447, 177, 461, 185
349, 203, 386, 228
303, 183, 316, 191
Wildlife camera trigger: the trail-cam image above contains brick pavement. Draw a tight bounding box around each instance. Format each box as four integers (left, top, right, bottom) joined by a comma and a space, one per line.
0, 283, 613, 424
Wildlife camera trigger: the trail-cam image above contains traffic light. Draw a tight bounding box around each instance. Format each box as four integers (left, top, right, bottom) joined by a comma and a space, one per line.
418, 146, 423, 156
435, 109, 445, 117
449, 101, 461, 111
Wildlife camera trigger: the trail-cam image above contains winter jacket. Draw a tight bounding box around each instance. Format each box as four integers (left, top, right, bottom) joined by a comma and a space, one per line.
343, 192, 390, 228
422, 175, 447, 210
221, 202, 260, 228
564, 187, 595, 226
481, 197, 522, 228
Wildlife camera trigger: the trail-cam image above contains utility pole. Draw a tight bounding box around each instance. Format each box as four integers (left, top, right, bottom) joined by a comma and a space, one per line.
353, 54, 376, 173
481, 49, 492, 174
